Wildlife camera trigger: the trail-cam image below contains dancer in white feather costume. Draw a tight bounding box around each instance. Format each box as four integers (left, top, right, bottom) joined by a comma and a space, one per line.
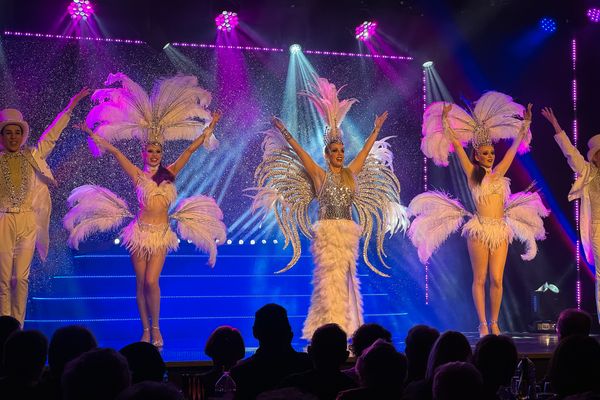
409, 93, 549, 337
248, 77, 409, 339
63, 74, 226, 347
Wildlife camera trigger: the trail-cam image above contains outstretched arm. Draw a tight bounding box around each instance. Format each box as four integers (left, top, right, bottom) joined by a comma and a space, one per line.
37, 87, 91, 159
493, 103, 532, 177
348, 111, 388, 174
272, 117, 325, 186
77, 122, 142, 182
167, 111, 221, 176
542, 106, 588, 174
443, 103, 474, 178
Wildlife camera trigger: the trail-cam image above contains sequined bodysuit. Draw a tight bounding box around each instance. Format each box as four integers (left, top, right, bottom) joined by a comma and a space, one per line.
317, 171, 354, 221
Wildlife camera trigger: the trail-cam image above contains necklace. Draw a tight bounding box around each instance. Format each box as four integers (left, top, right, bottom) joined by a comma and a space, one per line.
0, 151, 31, 206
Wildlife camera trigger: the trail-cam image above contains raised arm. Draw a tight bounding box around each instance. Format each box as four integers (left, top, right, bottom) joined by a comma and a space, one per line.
272, 117, 325, 186
443, 103, 474, 178
542, 106, 588, 175
37, 87, 91, 159
167, 111, 221, 176
348, 111, 388, 175
493, 103, 532, 177
77, 122, 142, 182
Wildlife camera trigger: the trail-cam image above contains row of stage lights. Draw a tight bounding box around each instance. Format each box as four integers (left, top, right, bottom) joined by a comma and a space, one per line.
112, 238, 280, 246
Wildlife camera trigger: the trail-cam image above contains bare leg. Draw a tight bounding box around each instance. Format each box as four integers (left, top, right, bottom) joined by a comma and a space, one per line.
131, 251, 150, 342
488, 241, 508, 334
144, 249, 167, 347
467, 238, 490, 336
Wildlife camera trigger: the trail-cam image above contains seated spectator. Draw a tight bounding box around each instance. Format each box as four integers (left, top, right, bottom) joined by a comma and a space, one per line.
62, 348, 131, 400
116, 381, 184, 400
280, 323, 355, 400
556, 309, 592, 341
473, 335, 518, 400
0, 329, 48, 400
548, 335, 600, 399
337, 339, 408, 400
432, 361, 483, 400
196, 325, 245, 399
39, 325, 98, 400
0, 315, 21, 377
230, 304, 311, 400
120, 342, 166, 384
343, 323, 392, 384
402, 331, 472, 400
404, 325, 440, 384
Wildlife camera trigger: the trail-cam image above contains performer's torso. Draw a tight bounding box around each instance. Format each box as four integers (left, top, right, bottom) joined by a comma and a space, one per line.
317, 171, 354, 220
135, 174, 177, 223
589, 168, 600, 220
469, 173, 510, 219
0, 151, 35, 211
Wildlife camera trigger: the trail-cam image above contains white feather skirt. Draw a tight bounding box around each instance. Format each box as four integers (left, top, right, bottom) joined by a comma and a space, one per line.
302, 219, 363, 340
462, 215, 513, 250
121, 219, 179, 257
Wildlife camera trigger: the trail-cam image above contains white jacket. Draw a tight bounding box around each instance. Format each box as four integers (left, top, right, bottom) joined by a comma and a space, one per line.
554, 130, 599, 265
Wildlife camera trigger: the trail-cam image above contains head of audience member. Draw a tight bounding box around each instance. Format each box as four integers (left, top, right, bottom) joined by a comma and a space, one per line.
119, 342, 166, 384
115, 381, 184, 400
0, 316, 21, 376
48, 325, 98, 379
349, 323, 392, 358
2, 330, 48, 383
473, 335, 518, 395
556, 309, 592, 341
62, 348, 131, 400
548, 335, 600, 398
432, 361, 484, 400
252, 304, 293, 348
204, 325, 246, 371
425, 331, 472, 380
356, 339, 408, 393
404, 324, 440, 382
308, 323, 349, 371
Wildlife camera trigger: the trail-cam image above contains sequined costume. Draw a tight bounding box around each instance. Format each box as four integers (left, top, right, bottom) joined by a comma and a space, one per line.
0, 107, 73, 325
64, 173, 226, 266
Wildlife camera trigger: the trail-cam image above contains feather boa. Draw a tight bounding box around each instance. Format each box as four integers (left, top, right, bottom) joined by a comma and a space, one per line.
505, 191, 549, 260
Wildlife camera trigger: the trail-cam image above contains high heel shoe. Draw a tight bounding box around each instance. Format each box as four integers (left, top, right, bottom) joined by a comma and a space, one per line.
141, 328, 151, 343
151, 326, 163, 348
489, 320, 501, 335
478, 322, 489, 338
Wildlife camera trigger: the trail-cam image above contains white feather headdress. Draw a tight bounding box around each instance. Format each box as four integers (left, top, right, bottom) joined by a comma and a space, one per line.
422, 91, 530, 167
86, 73, 216, 152
301, 77, 358, 147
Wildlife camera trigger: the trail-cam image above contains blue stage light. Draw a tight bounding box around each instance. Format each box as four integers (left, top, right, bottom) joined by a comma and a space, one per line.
539, 17, 557, 33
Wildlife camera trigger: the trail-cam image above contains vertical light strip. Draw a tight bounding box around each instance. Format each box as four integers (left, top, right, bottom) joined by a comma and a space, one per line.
422, 69, 429, 305
572, 38, 581, 309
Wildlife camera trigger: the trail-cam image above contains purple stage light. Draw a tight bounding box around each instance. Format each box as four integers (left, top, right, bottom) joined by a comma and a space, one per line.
355, 21, 377, 41
215, 11, 239, 32
587, 8, 600, 23
3, 31, 145, 44
68, 0, 94, 21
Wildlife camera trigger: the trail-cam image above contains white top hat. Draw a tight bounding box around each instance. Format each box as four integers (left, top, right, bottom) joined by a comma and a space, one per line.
587, 134, 600, 163
0, 109, 30, 150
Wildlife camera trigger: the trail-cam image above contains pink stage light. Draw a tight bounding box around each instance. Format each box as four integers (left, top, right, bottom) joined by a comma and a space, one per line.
587, 8, 600, 23
68, 0, 94, 21
355, 21, 377, 41
3, 31, 145, 44
215, 11, 239, 32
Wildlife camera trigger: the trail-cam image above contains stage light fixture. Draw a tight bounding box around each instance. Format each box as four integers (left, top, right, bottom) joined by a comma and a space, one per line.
68, 0, 94, 21
215, 11, 239, 32
422, 61, 433, 68
587, 8, 600, 23
226, 239, 232, 245
163, 43, 171, 50
113, 238, 120, 245
250, 240, 256, 245
290, 44, 302, 54
539, 17, 557, 33
273, 239, 278, 244
261, 239, 267, 244
355, 21, 377, 41
238, 239, 244, 245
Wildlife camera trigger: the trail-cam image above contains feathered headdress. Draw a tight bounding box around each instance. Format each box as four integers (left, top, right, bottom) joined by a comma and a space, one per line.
422, 91, 530, 166
300, 77, 358, 147
86, 73, 216, 154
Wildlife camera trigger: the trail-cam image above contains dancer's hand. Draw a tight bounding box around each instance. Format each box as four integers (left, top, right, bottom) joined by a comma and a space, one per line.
272, 116, 287, 133
67, 87, 91, 112
75, 122, 112, 152
442, 103, 452, 119
524, 103, 533, 121
73, 121, 93, 136
207, 110, 222, 130
541, 107, 562, 134
373, 111, 388, 135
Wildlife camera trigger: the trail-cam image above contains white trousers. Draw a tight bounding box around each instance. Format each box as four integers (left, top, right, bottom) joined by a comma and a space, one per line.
0, 211, 36, 325
592, 222, 600, 324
